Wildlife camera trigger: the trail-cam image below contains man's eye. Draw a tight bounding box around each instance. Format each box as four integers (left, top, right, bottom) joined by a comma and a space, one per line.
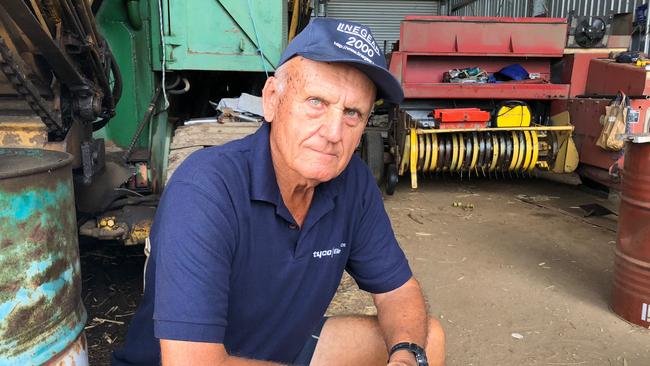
308, 98, 323, 107
345, 110, 361, 119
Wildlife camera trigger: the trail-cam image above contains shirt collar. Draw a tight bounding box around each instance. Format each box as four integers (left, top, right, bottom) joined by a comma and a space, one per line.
248, 122, 340, 207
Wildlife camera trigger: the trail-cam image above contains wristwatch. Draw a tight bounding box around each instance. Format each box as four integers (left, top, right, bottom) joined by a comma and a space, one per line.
388, 342, 428, 366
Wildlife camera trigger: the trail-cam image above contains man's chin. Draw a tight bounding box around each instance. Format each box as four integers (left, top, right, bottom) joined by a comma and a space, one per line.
298, 167, 339, 184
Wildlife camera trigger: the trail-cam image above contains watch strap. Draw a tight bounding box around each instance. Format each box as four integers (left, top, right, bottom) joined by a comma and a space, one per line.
388, 342, 429, 366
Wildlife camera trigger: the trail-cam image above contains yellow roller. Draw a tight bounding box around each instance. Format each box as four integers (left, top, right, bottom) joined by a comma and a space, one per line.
423, 134, 431, 173
457, 134, 465, 172
428, 133, 438, 172
522, 130, 533, 171
435, 135, 442, 172
528, 131, 539, 172
470, 133, 479, 171
410, 129, 418, 189
489, 134, 499, 172
509, 131, 519, 171
399, 134, 410, 176
418, 134, 425, 170
514, 131, 525, 170
450, 134, 459, 172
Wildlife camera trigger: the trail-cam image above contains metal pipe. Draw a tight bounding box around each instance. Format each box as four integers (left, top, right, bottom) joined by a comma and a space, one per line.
166, 77, 190, 95
645, 6, 650, 55
123, 87, 162, 162
415, 126, 575, 134
126, 0, 143, 30
452, 0, 479, 12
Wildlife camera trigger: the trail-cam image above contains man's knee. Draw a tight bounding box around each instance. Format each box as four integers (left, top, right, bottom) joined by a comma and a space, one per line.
426, 316, 446, 366
427, 317, 445, 344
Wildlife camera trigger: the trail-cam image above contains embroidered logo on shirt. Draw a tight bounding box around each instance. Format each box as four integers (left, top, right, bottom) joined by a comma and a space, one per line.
313, 242, 347, 259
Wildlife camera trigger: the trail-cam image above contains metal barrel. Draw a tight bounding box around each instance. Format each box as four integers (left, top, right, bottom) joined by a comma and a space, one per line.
0, 148, 88, 365
612, 142, 650, 327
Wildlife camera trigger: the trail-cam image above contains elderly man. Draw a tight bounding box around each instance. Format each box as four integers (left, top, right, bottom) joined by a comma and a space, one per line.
112, 18, 445, 366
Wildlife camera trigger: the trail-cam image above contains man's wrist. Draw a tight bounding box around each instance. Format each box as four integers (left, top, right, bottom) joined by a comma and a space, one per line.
388, 349, 418, 366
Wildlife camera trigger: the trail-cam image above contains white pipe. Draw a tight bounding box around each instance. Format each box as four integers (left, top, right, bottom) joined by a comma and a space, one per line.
643, 4, 650, 55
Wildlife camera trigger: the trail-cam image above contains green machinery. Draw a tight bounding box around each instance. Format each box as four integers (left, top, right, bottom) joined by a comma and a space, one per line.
0, 0, 301, 244
94, 0, 287, 190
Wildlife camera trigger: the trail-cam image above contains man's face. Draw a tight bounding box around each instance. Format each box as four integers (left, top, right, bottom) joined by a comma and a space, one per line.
262, 57, 376, 185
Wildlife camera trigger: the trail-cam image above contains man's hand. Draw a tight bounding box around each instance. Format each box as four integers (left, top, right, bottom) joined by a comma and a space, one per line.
160, 339, 282, 366
387, 349, 418, 366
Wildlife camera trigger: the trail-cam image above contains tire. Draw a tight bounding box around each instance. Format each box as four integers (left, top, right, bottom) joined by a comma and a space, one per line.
385, 164, 398, 195
361, 131, 385, 186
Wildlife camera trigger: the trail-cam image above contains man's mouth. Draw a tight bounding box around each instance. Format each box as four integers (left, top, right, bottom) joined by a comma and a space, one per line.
308, 147, 338, 158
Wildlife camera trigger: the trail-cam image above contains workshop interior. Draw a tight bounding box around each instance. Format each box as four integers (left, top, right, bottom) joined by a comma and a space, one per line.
1, 0, 650, 364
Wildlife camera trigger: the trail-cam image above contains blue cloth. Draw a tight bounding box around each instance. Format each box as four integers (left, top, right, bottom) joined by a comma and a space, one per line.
112, 122, 412, 365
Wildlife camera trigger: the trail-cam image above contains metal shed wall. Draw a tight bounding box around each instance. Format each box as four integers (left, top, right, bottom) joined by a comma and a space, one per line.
450, 0, 643, 17
449, 0, 529, 16
325, 0, 440, 52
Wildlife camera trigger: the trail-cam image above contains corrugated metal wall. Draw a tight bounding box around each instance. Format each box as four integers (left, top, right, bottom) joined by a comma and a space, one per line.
450, 0, 644, 17
449, 0, 529, 16
325, 0, 439, 52
547, 0, 643, 17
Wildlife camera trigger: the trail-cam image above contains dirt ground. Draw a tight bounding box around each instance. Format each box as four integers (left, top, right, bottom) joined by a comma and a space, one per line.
81, 176, 650, 365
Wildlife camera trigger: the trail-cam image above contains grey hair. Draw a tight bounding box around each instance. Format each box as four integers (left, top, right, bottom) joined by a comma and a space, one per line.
272, 63, 289, 94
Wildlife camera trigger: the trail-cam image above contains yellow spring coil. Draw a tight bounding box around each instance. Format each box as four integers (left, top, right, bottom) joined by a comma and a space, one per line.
401, 129, 543, 187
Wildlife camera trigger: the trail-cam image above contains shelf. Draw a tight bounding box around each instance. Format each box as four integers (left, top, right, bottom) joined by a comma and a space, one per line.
402, 83, 570, 100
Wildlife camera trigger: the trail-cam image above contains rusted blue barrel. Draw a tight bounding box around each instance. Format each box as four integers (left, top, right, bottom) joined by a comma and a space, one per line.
612, 141, 650, 327
0, 148, 88, 365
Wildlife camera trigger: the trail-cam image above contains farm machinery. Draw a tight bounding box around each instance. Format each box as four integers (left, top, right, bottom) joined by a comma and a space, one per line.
0, 2, 644, 246
0, 0, 299, 245
370, 16, 579, 193
373, 15, 644, 194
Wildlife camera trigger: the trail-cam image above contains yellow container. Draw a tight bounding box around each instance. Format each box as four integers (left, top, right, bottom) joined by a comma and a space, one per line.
495, 104, 531, 127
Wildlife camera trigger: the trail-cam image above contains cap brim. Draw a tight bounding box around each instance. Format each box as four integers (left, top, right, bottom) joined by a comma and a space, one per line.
280, 52, 404, 104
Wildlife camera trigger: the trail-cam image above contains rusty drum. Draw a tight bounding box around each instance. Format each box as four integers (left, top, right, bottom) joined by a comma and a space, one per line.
612, 141, 650, 327
0, 148, 88, 365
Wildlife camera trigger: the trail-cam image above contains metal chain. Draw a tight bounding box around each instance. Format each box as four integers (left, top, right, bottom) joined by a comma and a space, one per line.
0, 34, 63, 133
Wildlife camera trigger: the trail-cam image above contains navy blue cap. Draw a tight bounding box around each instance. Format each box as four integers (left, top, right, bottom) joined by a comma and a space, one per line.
278, 17, 404, 104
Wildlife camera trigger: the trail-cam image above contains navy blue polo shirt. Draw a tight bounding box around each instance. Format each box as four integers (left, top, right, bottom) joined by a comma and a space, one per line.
112, 122, 412, 365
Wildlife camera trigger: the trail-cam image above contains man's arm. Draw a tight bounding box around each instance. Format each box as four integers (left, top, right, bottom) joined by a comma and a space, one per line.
160, 340, 283, 366
372, 277, 428, 366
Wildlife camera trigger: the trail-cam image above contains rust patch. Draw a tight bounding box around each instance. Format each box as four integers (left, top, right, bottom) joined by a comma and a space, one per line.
30, 221, 47, 242
31, 257, 69, 287
1, 132, 20, 146
28, 134, 47, 146
1, 277, 81, 357
0, 281, 21, 295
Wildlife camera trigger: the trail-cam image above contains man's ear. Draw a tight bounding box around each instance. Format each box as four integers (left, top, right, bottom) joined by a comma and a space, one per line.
262, 76, 280, 123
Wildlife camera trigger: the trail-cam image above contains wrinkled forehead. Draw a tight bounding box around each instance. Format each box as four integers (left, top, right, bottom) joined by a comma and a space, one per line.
283, 57, 376, 99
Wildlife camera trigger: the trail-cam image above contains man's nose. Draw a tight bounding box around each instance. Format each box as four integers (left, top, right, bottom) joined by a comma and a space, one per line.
319, 107, 345, 142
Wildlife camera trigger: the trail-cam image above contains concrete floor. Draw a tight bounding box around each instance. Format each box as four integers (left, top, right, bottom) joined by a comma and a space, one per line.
379, 177, 649, 366
85, 176, 650, 365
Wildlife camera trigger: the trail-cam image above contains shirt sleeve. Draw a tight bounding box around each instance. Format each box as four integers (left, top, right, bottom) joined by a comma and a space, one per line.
346, 162, 413, 294
152, 175, 237, 344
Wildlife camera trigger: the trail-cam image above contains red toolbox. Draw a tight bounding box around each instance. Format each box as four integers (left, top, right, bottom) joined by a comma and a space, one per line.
432, 108, 490, 129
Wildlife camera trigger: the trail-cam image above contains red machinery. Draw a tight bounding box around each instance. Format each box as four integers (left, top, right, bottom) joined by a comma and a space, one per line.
553, 57, 650, 189
390, 16, 570, 100
388, 17, 578, 189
